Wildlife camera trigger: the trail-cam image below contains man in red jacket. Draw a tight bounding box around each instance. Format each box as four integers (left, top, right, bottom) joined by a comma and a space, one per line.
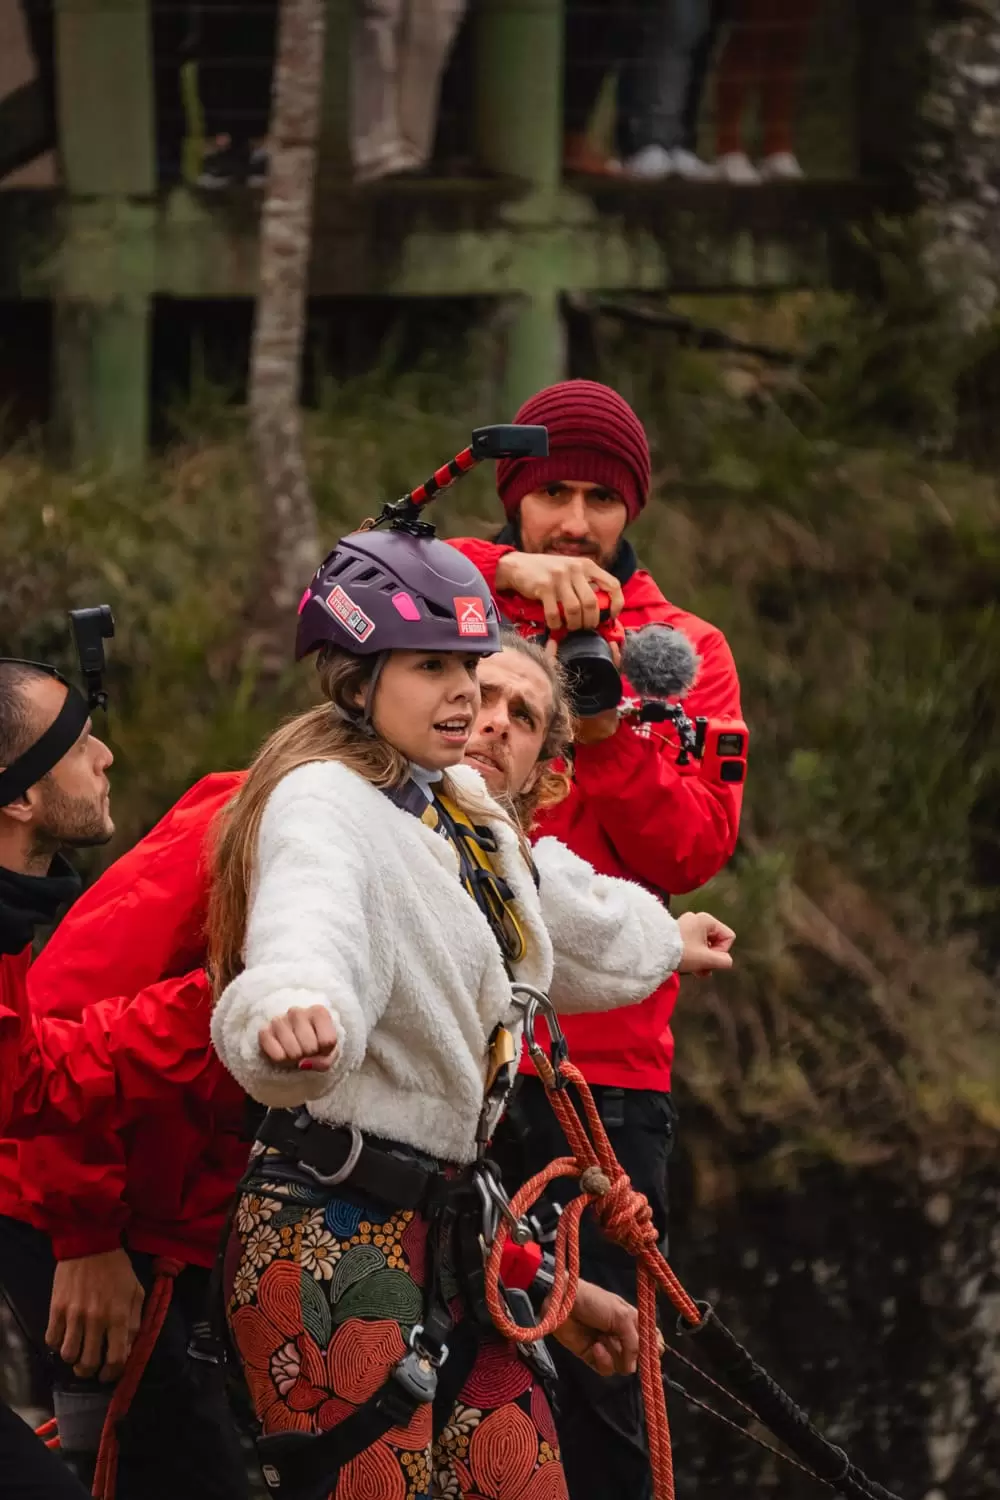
0, 770, 250, 1500
0, 668, 249, 1500
450, 379, 744, 1500
0, 657, 112, 1499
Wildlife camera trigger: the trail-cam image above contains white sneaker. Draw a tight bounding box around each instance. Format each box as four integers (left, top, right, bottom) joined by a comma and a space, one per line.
760, 151, 804, 181
670, 148, 718, 181
715, 151, 761, 184
625, 144, 675, 180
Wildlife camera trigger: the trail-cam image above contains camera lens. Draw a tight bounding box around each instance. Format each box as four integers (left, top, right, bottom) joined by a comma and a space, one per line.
556, 631, 622, 718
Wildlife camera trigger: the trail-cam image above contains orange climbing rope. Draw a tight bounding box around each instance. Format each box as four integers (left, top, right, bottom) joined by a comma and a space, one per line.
90, 1256, 184, 1500
484, 998, 703, 1500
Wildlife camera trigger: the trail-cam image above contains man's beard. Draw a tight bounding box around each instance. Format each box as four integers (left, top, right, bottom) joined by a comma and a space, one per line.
33, 780, 113, 851
541, 537, 615, 568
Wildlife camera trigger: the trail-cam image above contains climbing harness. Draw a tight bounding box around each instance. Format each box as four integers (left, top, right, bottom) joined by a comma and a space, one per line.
229, 1111, 549, 1499
481, 985, 904, 1500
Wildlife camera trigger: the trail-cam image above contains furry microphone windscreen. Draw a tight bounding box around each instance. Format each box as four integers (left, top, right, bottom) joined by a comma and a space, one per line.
621, 625, 700, 701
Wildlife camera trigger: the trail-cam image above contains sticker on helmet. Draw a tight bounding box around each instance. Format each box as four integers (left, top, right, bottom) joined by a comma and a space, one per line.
454, 596, 489, 637
324, 584, 375, 643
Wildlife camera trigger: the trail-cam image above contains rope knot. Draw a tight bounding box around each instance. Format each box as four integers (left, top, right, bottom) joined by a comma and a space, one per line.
580, 1165, 612, 1197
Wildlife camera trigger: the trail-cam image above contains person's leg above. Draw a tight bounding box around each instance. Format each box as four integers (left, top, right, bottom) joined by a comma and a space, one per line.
713, 0, 764, 181
352, 0, 411, 181
563, 0, 622, 175
396, 0, 467, 173
623, 0, 717, 179
757, 0, 820, 179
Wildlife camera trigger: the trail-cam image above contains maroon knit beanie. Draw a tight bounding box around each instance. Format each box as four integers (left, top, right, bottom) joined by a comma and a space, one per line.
497, 380, 651, 523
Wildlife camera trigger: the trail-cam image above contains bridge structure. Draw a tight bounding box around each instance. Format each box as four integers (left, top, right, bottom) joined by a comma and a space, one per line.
0, 0, 919, 468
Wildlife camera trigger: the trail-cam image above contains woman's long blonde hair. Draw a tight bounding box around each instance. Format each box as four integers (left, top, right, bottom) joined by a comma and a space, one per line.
208, 647, 413, 994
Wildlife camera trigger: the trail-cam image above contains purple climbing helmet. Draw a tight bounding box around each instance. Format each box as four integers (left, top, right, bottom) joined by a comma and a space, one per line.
295, 527, 502, 661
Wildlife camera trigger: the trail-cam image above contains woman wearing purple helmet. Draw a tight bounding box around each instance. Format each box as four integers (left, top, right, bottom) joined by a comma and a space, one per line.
205, 527, 722, 1500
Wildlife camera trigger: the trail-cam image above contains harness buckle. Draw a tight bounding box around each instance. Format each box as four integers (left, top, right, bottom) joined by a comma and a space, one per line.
510, 984, 570, 1085
299, 1124, 364, 1188
408, 1321, 450, 1368
383, 1324, 449, 1410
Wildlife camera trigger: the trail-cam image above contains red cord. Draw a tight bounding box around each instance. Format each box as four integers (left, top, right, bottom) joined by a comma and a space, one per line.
91, 1257, 185, 1500
484, 1058, 703, 1500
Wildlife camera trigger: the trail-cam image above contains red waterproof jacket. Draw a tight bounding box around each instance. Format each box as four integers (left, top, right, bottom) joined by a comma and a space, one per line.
0, 964, 232, 1140
0, 947, 32, 1133
448, 536, 744, 1093
0, 774, 247, 1265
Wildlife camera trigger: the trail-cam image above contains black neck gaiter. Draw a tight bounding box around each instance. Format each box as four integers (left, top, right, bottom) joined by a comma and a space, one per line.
0, 855, 81, 956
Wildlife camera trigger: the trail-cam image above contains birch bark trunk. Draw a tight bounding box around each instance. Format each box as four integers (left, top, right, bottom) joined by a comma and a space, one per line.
248, 0, 325, 657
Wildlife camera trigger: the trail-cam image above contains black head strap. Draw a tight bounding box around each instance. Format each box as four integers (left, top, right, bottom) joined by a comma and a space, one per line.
0, 660, 90, 806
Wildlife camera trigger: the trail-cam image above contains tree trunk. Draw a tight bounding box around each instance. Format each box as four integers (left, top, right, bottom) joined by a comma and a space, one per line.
248, 0, 324, 661
917, 0, 1000, 334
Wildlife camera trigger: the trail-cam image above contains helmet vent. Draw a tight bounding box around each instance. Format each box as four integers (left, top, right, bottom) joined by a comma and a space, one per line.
327, 556, 351, 577
424, 599, 452, 619
354, 567, 380, 583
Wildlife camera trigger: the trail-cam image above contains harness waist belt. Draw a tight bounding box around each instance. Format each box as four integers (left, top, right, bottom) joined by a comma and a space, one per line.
255, 1110, 436, 1210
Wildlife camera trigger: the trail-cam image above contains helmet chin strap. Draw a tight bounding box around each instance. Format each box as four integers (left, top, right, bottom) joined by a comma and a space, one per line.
332, 652, 387, 739
362, 653, 388, 732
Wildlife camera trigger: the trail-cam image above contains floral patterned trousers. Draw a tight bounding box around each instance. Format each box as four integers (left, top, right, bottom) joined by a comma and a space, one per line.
224, 1158, 569, 1500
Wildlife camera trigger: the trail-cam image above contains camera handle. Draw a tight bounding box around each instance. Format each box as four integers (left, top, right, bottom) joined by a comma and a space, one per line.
368, 425, 549, 533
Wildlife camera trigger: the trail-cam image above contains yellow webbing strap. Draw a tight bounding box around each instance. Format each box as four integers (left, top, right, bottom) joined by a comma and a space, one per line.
430, 794, 529, 965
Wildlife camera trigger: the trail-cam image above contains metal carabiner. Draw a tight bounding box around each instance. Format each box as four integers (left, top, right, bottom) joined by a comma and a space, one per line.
509, 983, 569, 1083
299, 1125, 364, 1188
474, 1164, 532, 1247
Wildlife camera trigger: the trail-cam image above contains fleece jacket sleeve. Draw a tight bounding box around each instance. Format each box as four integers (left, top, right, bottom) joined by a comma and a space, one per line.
211, 763, 394, 1109
532, 837, 683, 1012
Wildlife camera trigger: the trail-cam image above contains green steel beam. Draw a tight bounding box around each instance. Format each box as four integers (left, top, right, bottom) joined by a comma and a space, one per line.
475, 0, 563, 193
51, 0, 154, 470
475, 0, 567, 410
503, 287, 565, 411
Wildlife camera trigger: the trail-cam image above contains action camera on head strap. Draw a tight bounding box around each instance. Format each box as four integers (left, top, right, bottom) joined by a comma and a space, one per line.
0, 606, 114, 805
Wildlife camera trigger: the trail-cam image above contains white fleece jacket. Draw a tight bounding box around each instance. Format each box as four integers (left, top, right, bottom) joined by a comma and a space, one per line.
211, 760, 683, 1165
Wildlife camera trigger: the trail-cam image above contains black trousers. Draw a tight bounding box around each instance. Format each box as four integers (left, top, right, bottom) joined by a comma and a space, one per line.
491, 1077, 677, 1500
0, 1402, 90, 1500
0, 1216, 248, 1500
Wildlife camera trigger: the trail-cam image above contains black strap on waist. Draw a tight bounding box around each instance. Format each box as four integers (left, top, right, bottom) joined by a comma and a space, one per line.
255, 1108, 436, 1211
